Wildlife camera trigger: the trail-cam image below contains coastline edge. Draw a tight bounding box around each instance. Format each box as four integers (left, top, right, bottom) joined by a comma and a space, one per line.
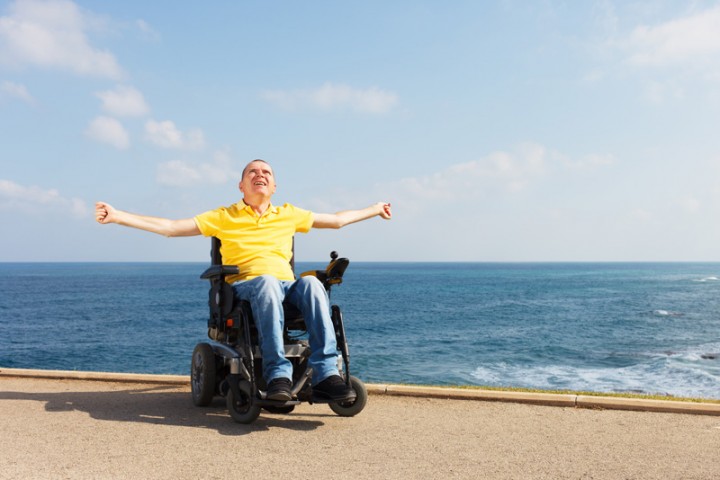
2, 367, 718, 416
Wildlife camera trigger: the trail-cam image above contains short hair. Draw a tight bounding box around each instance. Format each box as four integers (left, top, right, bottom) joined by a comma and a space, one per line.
242, 159, 272, 178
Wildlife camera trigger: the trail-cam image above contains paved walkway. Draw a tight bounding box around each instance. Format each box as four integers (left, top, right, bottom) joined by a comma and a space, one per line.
1, 371, 719, 479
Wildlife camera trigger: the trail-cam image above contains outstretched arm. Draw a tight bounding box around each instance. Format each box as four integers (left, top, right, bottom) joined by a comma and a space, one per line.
312, 202, 392, 229
95, 201, 201, 237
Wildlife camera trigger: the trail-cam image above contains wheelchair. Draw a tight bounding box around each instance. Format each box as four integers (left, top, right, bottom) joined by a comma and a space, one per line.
190, 237, 368, 423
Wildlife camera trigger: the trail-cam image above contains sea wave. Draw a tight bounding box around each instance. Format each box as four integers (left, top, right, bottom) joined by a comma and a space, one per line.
652, 309, 683, 317
650, 341, 720, 362
471, 345, 720, 399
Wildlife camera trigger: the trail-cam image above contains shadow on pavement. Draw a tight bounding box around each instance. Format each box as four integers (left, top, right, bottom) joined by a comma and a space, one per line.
0, 384, 327, 435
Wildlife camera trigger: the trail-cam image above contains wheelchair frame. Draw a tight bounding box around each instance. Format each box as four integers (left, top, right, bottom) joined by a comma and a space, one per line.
190, 237, 368, 423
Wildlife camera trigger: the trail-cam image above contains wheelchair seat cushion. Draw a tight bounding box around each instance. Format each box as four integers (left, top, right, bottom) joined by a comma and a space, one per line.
282, 302, 305, 329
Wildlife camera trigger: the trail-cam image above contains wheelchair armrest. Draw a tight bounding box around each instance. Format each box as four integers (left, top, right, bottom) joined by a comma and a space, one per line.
200, 265, 240, 280
300, 256, 349, 287
300, 269, 326, 282
326, 257, 349, 283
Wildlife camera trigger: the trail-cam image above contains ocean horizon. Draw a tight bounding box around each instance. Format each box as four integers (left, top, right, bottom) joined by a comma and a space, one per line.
1, 261, 719, 399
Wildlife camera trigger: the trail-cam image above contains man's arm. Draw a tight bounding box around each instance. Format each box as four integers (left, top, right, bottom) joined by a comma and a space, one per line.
312, 202, 391, 229
95, 201, 201, 237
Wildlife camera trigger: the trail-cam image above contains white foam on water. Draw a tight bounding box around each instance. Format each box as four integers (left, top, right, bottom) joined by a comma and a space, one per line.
471, 345, 720, 399
693, 276, 719, 282
657, 341, 720, 362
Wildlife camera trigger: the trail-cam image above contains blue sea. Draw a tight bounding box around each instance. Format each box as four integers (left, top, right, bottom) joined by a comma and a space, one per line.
1, 262, 719, 399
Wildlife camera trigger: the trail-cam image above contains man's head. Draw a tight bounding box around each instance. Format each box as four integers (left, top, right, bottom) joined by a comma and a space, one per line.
239, 159, 276, 201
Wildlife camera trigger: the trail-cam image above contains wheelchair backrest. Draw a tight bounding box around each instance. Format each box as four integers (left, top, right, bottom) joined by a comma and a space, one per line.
210, 237, 223, 266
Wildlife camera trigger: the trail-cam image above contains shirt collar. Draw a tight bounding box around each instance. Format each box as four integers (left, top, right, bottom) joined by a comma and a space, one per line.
239, 200, 279, 217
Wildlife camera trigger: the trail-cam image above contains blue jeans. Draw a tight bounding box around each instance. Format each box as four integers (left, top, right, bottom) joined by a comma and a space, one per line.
231, 274, 339, 384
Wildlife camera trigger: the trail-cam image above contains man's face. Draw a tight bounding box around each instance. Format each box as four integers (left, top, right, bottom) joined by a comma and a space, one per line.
239, 161, 276, 199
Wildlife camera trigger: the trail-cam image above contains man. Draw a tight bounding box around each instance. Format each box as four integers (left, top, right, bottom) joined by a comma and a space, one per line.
96, 159, 392, 402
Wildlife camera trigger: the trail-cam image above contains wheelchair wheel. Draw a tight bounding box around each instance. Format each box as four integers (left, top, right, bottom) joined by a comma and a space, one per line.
227, 380, 261, 424
191, 343, 216, 407
329, 376, 368, 417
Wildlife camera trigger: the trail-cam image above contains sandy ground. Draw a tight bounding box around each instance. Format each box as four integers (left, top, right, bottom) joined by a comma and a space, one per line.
1, 376, 720, 480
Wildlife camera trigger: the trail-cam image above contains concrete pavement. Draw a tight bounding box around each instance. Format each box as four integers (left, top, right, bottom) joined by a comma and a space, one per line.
1, 369, 720, 479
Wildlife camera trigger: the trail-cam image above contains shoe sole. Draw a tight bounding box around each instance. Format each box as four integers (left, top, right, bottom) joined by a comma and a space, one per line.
267, 391, 292, 401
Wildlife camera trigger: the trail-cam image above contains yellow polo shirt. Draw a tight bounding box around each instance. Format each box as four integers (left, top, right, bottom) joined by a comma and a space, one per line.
193, 201, 314, 283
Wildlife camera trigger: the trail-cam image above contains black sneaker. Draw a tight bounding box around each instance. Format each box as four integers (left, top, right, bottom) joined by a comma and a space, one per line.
266, 377, 292, 401
313, 375, 356, 402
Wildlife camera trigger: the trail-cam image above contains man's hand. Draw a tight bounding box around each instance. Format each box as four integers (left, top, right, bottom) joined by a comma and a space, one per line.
378, 202, 392, 220
95, 201, 117, 224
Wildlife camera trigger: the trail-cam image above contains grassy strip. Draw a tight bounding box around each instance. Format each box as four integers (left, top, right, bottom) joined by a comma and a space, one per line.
395, 383, 720, 404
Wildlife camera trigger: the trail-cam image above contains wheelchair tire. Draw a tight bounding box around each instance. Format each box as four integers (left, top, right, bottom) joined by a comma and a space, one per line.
227, 381, 261, 424
329, 376, 368, 417
191, 343, 216, 407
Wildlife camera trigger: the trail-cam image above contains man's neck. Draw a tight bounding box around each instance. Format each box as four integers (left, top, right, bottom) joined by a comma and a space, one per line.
242, 197, 271, 216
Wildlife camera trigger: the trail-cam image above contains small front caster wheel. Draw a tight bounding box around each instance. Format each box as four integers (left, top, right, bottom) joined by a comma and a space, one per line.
227, 381, 261, 424
329, 376, 368, 417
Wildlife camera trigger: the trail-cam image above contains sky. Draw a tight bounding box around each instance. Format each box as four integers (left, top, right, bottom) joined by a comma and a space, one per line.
2, 0, 720, 262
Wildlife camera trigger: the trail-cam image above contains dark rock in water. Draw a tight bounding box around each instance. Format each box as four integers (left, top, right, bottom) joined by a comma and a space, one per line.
700, 354, 717, 360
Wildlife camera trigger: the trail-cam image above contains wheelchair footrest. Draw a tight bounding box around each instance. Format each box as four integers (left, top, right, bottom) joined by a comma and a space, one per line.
255, 399, 301, 407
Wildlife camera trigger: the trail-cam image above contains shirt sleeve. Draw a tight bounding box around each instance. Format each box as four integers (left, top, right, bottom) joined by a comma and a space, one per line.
286, 204, 314, 233
193, 207, 225, 237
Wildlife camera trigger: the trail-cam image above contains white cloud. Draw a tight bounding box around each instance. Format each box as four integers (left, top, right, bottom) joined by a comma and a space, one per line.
370, 143, 617, 218
628, 208, 652, 222
85, 116, 130, 149
560, 152, 616, 170
390, 143, 550, 203
95, 85, 149, 117
156, 151, 241, 187
145, 119, 205, 150
260, 82, 399, 114
596, 5, 720, 102
678, 196, 701, 214
642, 79, 686, 104
0, 0, 123, 78
135, 19, 159, 41
0, 80, 35, 103
623, 6, 720, 68
0, 178, 87, 217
